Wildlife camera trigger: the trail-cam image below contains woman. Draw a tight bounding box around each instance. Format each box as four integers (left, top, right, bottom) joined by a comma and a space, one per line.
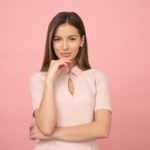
29, 11, 112, 150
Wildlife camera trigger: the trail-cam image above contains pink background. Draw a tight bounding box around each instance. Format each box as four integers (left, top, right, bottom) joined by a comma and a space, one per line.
0, 0, 150, 149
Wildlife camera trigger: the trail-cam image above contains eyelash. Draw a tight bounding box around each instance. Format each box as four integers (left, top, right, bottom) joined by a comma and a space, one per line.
53, 39, 60, 41
70, 38, 76, 41
53, 38, 76, 41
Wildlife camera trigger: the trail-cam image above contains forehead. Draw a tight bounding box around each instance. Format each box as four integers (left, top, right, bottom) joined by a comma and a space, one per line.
54, 23, 79, 36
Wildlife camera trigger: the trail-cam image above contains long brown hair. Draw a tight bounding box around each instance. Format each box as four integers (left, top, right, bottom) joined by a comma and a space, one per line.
40, 11, 92, 72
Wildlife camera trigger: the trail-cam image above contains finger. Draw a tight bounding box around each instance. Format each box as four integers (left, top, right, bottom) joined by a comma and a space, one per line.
30, 138, 36, 140
29, 125, 33, 132
63, 63, 69, 72
29, 131, 36, 139
29, 123, 36, 132
29, 127, 36, 135
29, 135, 36, 140
59, 59, 72, 63
29, 122, 35, 129
58, 62, 69, 70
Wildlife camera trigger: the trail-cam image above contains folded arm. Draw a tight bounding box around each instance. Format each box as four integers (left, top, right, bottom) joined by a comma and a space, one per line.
52, 109, 112, 142
30, 109, 112, 142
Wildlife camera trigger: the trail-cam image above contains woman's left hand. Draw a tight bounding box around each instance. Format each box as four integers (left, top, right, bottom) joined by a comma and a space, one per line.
29, 122, 53, 140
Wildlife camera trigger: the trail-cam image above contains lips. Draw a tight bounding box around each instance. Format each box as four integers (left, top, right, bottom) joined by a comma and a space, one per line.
60, 53, 71, 57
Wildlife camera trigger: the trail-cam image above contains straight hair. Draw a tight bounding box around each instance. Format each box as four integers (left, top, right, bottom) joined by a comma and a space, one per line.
40, 11, 92, 72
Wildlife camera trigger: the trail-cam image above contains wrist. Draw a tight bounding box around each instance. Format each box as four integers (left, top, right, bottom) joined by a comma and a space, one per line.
45, 78, 55, 86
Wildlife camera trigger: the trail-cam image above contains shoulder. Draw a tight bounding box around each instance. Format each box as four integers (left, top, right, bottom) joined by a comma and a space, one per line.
29, 71, 47, 85
81, 68, 108, 86
83, 68, 108, 80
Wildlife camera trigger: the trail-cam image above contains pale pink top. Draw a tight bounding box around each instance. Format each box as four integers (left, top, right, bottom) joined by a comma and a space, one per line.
29, 65, 112, 150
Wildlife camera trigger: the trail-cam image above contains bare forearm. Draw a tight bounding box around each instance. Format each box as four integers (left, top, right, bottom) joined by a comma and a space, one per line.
35, 79, 57, 135
52, 121, 107, 142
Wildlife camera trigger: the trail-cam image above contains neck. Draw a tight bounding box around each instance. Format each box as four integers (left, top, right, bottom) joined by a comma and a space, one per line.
69, 60, 76, 69
67, 61, 76, 74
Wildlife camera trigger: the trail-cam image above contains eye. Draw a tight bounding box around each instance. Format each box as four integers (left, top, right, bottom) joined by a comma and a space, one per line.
69, 38, 76, 41
53, 38, 61, 42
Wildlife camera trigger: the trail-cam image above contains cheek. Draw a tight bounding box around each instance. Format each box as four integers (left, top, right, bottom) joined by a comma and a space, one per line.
70, 42, 80, 50
53, 43, 61, 50
71, 47, 80, 58
53, 44, 61, 55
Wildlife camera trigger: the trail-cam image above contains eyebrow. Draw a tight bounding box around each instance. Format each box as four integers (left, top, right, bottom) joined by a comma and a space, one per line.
53, 35, 78, 38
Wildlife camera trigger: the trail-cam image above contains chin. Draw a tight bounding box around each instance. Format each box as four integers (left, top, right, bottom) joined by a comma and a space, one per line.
60, 56, 73, 60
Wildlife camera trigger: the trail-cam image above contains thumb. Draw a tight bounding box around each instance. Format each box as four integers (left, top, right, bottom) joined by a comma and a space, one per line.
29, 122, 34, 131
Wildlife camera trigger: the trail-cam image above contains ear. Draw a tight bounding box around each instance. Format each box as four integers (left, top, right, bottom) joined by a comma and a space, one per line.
80, 35, 85, 47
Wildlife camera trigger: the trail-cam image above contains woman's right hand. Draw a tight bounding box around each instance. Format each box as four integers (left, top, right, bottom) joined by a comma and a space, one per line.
46, 59, 72, 82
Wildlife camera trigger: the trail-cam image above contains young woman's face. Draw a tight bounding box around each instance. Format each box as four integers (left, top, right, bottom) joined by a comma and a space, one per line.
52, 23, 84, 64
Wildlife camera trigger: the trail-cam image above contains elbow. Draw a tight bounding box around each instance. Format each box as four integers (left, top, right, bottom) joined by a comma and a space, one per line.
97, 126, 111, 139
102, 129, 110, 138
35, 120, 55, 136
39, 126, 55, 136
41, 128, 54, 136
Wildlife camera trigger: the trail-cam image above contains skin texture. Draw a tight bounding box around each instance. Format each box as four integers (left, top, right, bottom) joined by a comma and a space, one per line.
29, 110, 112, 141
29, 23, 112, 142
53, 23, 85, 68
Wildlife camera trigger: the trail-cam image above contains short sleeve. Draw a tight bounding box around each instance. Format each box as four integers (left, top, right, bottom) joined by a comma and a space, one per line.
94, 72, 112, 112
29, 72, 45, 112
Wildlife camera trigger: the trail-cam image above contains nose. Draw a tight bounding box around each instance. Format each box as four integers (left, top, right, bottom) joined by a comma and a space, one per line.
62, 40, 68, 50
